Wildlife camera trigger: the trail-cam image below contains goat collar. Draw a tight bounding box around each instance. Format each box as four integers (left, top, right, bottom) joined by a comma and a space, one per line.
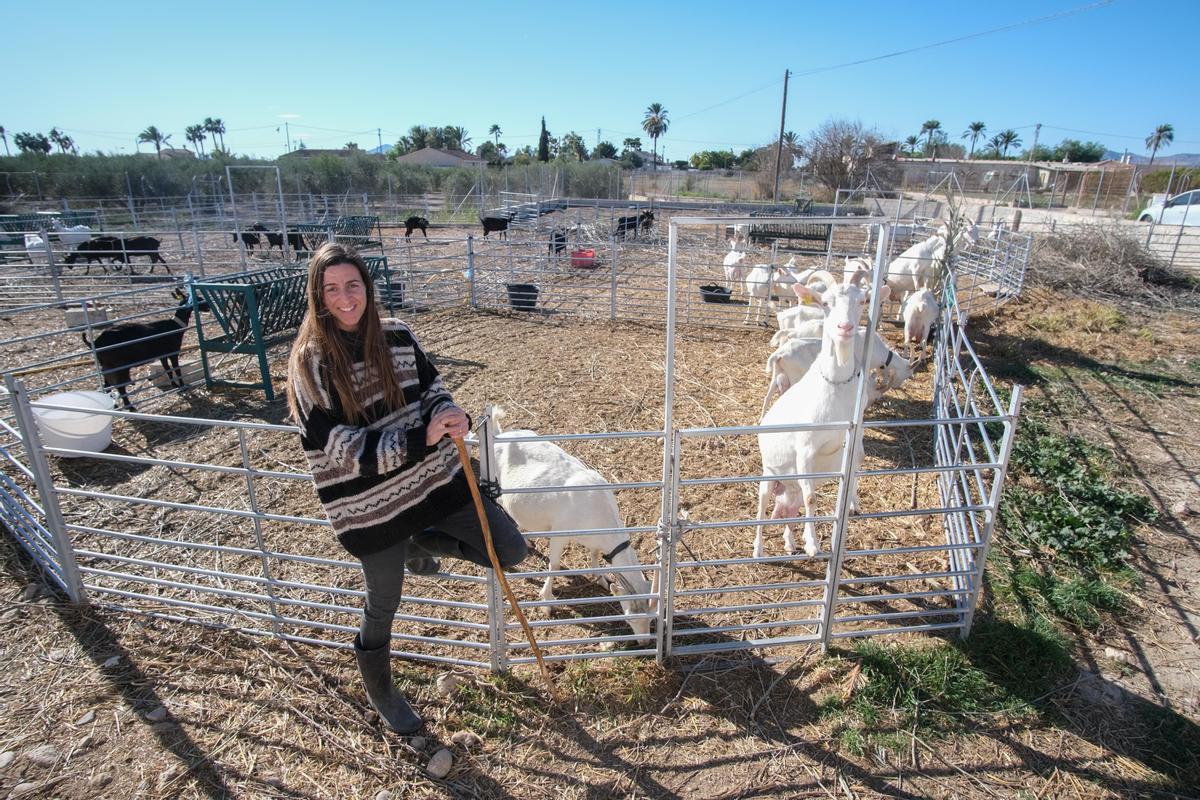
884, 350, 894, 368
601, 539, 631, 564
818, 362, 860, 385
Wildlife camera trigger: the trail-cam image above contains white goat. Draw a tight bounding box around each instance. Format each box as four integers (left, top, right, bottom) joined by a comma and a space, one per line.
761, 327, 912, 418
732, 223, 750, 246
50, 219, 92, 247
743, 257, 804, 324
884, 231, 949, 318
755, 271, 889, 558
902, 288, 940, 364
485, 407, 653, 644
722, 240, 748, 295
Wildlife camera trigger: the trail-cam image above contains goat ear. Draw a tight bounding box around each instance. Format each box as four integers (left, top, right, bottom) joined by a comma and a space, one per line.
875, 285, 892, 304
793, 283, 820, 305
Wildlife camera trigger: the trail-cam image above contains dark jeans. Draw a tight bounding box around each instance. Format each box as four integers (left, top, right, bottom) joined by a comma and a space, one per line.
357, 497, 527, 649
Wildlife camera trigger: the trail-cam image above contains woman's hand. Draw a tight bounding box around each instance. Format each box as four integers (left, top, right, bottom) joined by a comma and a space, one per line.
426, 407, 469, 445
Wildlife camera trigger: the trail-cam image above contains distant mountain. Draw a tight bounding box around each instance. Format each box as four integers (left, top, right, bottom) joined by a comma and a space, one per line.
1103, 150, 1200, 167
370, 144, 393, 156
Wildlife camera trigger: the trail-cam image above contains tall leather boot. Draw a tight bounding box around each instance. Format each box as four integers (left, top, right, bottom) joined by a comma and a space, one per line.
353, 635, 422, 734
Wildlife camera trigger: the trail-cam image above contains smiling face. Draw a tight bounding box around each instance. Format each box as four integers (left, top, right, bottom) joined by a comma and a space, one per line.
322, 262, 368, 332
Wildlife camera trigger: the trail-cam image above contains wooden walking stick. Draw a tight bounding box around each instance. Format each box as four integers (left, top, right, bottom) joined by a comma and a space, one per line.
451, 437, 559, 702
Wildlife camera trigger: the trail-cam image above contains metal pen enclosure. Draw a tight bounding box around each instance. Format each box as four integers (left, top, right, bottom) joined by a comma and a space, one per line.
0, 215, 1023, 670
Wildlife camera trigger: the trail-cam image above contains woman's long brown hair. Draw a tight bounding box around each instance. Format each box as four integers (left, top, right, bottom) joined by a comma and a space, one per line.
286, 243, 405, 424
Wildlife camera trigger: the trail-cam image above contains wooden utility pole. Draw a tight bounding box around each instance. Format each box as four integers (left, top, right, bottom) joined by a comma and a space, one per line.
772, 69, 791, 204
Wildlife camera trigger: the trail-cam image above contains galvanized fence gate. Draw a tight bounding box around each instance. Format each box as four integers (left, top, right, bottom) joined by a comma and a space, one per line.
0, 217, 1023, 669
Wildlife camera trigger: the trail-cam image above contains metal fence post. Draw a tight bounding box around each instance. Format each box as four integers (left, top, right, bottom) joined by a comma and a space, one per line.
40, 227, 64, 306
172, 207, 186, 255
4, 375, 87, 603
655, 430, 683, 664
476, 412, 507, 672
816, 227, 890, 650
238, 428, 282, 635
467, 235, 477, 309
192, 224, 206, 278
960, 386, 1023, 637
610, 234, 618, 320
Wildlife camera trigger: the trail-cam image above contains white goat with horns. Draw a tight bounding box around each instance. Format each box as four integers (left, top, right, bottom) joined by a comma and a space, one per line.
755, 268, 888, 558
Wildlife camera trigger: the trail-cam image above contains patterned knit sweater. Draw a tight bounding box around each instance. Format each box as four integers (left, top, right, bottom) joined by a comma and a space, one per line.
291, 320, 472, 557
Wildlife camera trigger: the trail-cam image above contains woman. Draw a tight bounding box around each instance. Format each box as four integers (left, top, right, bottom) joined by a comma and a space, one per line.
287, 243, 527, 733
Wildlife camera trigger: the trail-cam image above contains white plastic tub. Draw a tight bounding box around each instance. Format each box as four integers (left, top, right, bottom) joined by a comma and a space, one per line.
32, 390, 115, 456
64, 303, 110, 329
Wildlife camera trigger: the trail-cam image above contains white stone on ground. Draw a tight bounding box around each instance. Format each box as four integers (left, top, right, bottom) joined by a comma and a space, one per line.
426, 748, 453, 779
25, 744, 58, 768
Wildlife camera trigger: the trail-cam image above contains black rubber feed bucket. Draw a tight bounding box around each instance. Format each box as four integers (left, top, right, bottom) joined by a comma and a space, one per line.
699, 284, 732, 303
506, 283, 539, 311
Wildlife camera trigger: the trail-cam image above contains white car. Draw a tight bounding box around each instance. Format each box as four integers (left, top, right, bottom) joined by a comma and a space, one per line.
1140, 189, 1200, 225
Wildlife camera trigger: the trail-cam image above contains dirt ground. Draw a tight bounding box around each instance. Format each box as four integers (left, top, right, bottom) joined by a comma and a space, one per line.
1, 221, 1198, 798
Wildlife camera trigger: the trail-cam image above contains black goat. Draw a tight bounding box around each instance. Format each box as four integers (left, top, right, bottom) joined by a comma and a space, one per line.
64, 236, 124, 274
404, 216, 430, 241
549, 228, 568, 256
615, 214, 639, 239
638, 209, 654, 234
233, 225, 263, 252
120, 236, 170, 273
264, 229, 307, 252
481, 215, 511, 240
83, 288, 204, 410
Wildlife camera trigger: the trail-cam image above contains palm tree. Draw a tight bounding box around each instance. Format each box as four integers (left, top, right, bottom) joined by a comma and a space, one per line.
202, 117, 217, 151
489, 124, 502, 147
408, 125, 431, 151
138, 126, 171, 158
48, 128, 70, 154
445, 126, 470, 150
1145, 123, 1174, 167
186, 124, 207, 156
0, 125, 10, 157
781, 130, 801, 157
903, 135, 919, 156
962, 122, 986, 159
996, 129, 1021, 158
642, 103, 669, 170
919, 120, 942, 159
204, 117, 225, 152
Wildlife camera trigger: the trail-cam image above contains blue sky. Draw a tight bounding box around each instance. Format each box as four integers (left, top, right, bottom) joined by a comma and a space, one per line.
2, 0, 1196, 161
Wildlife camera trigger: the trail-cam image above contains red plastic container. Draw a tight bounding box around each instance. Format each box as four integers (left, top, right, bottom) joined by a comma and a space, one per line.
570, 248, 597, 268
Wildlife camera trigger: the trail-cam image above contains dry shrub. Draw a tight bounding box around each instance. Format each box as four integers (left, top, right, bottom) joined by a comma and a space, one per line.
1029, 224, 1198, 304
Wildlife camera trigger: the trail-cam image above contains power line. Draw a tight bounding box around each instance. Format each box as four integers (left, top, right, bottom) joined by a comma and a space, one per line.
1041, 123, 1199, 145
673, 77, 787, 123
662, 2, 1117, 133
791, 0, 1116, 79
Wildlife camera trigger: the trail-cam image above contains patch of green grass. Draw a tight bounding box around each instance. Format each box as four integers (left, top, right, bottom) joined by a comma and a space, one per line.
1002, 415, 1155, 574
959, 619, 1073, 702
818, 626, 1072, 753
445, 676, 536, 737
996, 555, 1137, 629
561, 658, 674, 712
1027, 303, 1127, 335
